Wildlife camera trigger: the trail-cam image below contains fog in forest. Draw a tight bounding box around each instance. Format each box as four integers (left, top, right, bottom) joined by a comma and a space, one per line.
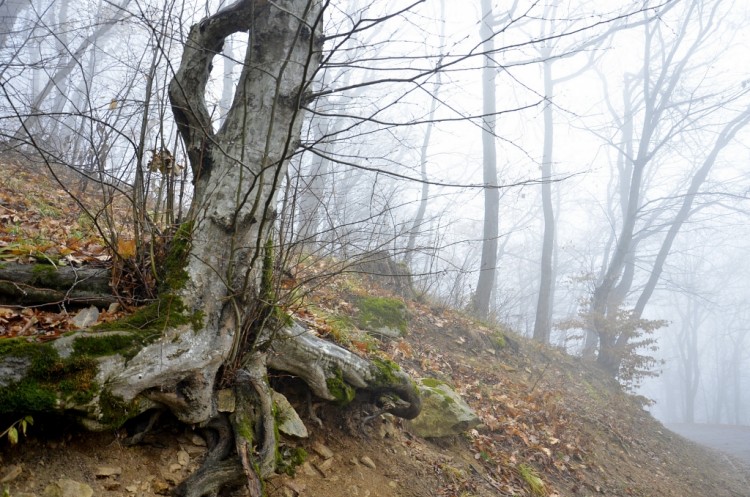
2, 0, 749, 428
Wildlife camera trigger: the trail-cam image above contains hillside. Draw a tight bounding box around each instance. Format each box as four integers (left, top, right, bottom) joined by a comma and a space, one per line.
1, 159, 749, 497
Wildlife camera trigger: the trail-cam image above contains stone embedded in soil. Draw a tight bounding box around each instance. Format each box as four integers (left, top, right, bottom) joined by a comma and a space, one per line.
284, 481, 305, 495
0, 464, 22, 483
94, 466, 122, 478
183, 443, 207, 456
71, 306, 99, 329
407, 379, 480, 438
273, 390, 308, 438
311, 441, 334, 459
151, 476, 170, 495
190, 434, 207, 446
125, 484, 138, 493
302, 461, 317, 476
314, 457, 334, 478
169, 463, 183, 473
43, 479, 93, 497
177, 449, 190, 466
162, 471, 181, 485
359, 456, 376, 469
103, 481, 121, 491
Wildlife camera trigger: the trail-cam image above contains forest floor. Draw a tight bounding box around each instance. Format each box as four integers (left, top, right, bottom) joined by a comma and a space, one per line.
1, 157, 750, 497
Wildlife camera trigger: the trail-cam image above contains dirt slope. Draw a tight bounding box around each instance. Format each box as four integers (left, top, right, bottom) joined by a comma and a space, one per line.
3, 275, 750, 497
1, 157, 750, 496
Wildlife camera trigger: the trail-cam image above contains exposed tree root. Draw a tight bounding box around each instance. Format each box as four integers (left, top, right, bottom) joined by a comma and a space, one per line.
173, 414, 245, 497
267, 322, 421, 419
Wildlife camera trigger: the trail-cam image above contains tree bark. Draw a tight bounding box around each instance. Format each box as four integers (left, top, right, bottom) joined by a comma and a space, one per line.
0, 3, 422, 493
532, 53, 555, 344
472, 0, 499, 320
0, 262, 114, 307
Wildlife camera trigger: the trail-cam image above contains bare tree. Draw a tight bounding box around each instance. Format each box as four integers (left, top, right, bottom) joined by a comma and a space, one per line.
581, 0, 750, 377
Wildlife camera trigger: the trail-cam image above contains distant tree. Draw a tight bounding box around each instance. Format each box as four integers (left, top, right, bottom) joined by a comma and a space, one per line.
581, 0, 750, 377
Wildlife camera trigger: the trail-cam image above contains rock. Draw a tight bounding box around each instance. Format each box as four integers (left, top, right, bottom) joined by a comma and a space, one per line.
151, 476, 170, 495
359, 456, 376, 469
125, 484, 139, 493
103, 481, 121, 491
94, 466, 122, 478
162, 470, 181, 485
71, 305, 99, 328
0, 357, 30, 388
183, 443, 207, 456
190, 433, 206, 446
311, 441, 334, 459
0, 464, 22, 483
355, 295, 409, 337
273, 390, 308, 438
169, 463, 183, 473
377, 415, 398, 439
177, 449, 190, 466
301, 461, 317, 476
406, 378, 481, 438
317, 457, 333, 472
43, 479, 93, 497
284, 480, 305, 495
314, 460, 332, 478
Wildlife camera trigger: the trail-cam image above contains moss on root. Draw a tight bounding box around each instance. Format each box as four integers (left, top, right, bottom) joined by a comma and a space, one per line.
98, 389, 139, 428
0, 339, 99, 414
326, 367, 356, 406
371, 357, 402, 386
72, 332, 150, 360
161, 220, 194, 292
93, 294, 204, 335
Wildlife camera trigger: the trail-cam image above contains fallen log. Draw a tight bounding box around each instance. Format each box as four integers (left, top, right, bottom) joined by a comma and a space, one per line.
0, 262, 115, 307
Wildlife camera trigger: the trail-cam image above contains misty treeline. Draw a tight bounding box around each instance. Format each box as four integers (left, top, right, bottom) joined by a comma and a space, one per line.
1, 0, 749, 426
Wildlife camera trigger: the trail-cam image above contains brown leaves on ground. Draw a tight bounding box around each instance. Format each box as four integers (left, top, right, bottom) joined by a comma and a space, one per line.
0, 161, 113, 265
286, 264, 750, 497
0, 158, 136, 339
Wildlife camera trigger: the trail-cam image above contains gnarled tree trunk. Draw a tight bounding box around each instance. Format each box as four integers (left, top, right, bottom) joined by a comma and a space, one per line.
0, 2, 421, 495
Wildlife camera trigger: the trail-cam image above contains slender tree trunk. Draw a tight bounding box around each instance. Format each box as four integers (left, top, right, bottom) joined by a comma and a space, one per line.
472, 0, 499, 320
533, 53, 555, 343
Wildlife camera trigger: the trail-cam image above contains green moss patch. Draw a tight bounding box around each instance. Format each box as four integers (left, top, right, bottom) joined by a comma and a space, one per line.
326, 367, 356, 406
371, 357, 402, 386
71, 332, 151, 361
98, 389, 139, 428
0, 339, 99, 414
418, 378, 456, 408
94, 294, 203, 334
355, 296, 408, 336
160, 220, 193, 292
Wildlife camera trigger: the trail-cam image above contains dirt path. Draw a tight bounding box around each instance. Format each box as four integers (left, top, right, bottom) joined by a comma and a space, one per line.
667, 423, 750, 466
